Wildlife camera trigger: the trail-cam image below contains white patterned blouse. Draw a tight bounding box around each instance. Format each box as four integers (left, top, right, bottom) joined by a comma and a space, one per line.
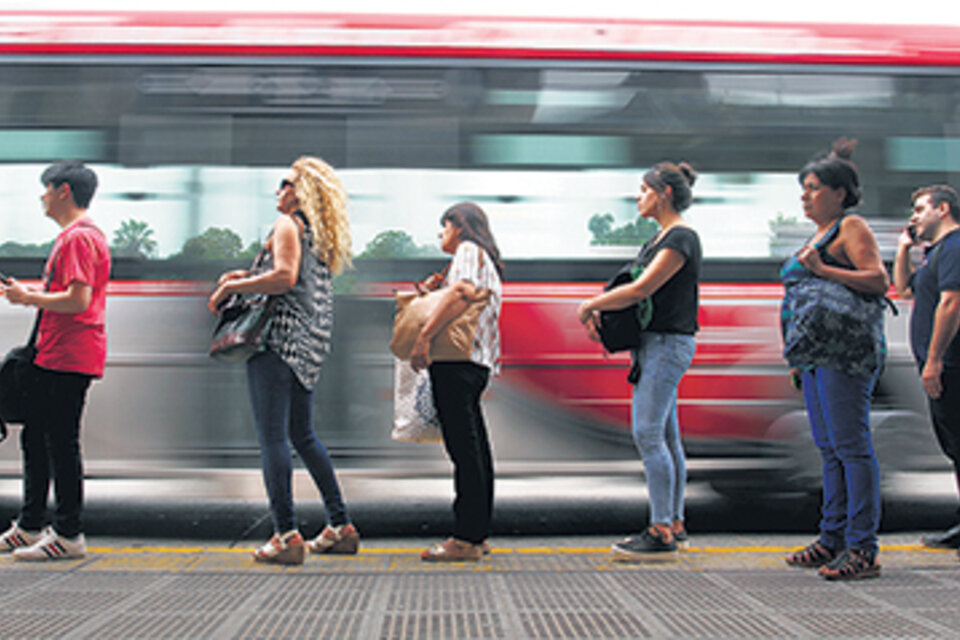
444, 240, 502, 375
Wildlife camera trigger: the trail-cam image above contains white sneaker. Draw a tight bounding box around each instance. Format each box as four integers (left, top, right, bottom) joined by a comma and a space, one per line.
13, 528, 86, 561
0, 521, 42, 553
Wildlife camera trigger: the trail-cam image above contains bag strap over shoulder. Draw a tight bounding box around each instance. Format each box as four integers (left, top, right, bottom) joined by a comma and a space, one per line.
27, 245, 60, 348
814, 215, 845, 256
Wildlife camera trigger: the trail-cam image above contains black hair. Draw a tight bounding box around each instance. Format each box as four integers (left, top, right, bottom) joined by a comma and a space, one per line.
912, 184, 960, 223
798, 138, 861, 209
40, 161, 98, 209
643, 161, 697, 213
440, 202, 504, 279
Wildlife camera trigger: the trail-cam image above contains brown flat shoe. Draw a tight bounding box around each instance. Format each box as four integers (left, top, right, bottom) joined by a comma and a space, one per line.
420, 537, 482, 562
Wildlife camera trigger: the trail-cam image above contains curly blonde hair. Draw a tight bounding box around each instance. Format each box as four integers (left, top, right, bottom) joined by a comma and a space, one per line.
290, 156, 353, 275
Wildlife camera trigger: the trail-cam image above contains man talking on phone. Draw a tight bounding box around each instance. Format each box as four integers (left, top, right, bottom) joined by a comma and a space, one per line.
0, 161, 110, 560
894, 184, 960, 554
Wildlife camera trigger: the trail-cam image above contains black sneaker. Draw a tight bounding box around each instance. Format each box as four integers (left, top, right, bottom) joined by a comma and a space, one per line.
611, 528, 678, 563
921, 522, 960, 549
673, 525, 690, 551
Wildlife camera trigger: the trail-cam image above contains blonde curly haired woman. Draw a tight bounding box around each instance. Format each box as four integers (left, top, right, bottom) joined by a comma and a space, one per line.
209, 156, 356, 565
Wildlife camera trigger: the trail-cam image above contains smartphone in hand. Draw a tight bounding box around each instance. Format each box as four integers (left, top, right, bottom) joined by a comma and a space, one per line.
907, 225, 918, 243
789, 369, 803, 391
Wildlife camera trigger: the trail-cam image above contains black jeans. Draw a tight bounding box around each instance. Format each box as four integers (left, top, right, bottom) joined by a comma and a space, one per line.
429, 361, 492, 544
19, 365, 92, 538
929, 367, 960, 514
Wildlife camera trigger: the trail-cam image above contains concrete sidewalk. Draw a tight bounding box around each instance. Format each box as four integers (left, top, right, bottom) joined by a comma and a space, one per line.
0, 534, 957, 639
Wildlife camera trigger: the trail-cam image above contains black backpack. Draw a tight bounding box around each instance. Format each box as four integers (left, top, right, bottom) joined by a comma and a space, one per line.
598, 259, 653, 353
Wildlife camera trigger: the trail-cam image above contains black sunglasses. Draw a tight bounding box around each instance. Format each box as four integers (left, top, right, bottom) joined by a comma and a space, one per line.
279, 179, 294, 190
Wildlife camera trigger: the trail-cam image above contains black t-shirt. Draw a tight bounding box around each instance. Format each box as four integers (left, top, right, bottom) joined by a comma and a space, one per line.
909, 228, 960, 370
636, 226, 701, 334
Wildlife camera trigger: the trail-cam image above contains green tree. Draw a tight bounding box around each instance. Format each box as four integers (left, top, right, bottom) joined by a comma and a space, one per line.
588, 213, 615, 241
173, 227, 244, 260
240, 240, 262, 260
588, 213, 657, 246
111, 219, 157, 259
357, 230, 441, 258
0, 240, 54, 258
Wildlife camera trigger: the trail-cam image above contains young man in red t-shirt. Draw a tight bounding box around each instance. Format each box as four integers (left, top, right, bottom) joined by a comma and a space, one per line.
0, 161, 110, 560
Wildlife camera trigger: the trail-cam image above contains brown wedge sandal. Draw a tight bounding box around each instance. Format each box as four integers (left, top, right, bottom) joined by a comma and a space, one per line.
306, 523, 360, 555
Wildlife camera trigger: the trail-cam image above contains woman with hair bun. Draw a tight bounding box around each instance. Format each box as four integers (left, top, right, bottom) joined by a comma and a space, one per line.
208, 156, 358, 565
781, 139, 889, 580
578, 162, 701, 562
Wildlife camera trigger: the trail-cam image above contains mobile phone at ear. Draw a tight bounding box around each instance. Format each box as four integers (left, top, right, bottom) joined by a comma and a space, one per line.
908, 225, 918, 242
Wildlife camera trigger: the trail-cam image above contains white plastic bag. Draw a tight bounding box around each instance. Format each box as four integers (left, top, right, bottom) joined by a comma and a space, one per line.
392, 358, 443, 443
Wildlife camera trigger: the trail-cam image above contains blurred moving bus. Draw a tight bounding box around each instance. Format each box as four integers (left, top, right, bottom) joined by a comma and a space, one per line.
0, 12, 954, 495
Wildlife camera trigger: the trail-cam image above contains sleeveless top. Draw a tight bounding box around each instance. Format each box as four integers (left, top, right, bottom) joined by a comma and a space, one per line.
259, 212, 334, 390
779, 216, 849, 284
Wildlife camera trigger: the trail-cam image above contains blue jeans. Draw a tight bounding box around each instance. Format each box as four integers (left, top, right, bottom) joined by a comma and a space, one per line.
802, 367, 880, 553
246, 350, 348, 534
631, 333, 695, 526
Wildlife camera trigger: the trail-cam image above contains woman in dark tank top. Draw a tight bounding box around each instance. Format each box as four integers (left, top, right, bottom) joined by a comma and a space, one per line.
780, 139, 889, 580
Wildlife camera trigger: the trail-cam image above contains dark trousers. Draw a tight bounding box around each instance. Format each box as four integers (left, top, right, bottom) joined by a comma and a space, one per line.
929, 367, 960, 513
19, 365, 92, 538
429, 361, 492, 544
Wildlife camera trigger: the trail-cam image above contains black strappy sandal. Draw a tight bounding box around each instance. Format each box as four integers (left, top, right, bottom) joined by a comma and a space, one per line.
785, 541, 839, 568
818, 548, 881, 581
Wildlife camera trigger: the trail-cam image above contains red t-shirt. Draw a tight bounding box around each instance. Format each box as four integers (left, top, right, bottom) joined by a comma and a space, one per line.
34, 217, 111, 377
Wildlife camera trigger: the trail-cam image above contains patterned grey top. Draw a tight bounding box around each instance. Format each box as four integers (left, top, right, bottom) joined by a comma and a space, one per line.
259, 215, 333, 390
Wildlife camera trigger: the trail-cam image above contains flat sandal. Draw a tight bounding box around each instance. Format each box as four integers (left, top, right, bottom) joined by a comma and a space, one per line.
785, 540, 838, 568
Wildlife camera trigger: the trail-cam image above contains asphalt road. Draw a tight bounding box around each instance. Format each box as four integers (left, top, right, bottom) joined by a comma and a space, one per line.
1, 470, 955, 543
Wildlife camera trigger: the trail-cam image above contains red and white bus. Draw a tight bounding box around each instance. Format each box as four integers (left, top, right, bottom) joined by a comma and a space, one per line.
0, 11, 951, 494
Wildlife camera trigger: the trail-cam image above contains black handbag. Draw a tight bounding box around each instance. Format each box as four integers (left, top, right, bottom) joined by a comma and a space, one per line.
209, 246, 279, 363
209, 293, 278, 363
0, 307, 42, 429
0, 263, 54, 433
598, 259, 653, 353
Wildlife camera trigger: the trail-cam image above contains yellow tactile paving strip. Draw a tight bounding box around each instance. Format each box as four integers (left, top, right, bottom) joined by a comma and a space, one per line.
3, 541, 950, 574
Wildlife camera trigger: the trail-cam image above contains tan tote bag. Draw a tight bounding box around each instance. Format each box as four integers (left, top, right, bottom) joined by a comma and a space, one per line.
390, 288, 491, 361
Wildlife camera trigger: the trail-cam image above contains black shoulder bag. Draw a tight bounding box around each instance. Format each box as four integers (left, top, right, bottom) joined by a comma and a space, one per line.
598, 259, 654, 353
209, 246, 279, 364
0, 265, 55, 435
